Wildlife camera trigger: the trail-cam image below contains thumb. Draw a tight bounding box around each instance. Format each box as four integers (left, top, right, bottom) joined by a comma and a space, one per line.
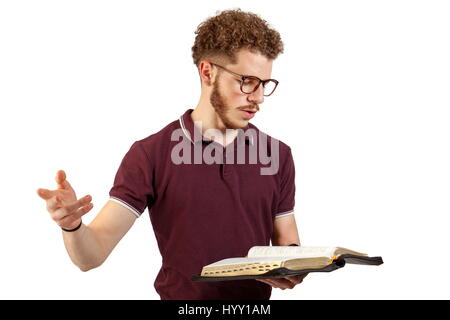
55, 170, 73, 190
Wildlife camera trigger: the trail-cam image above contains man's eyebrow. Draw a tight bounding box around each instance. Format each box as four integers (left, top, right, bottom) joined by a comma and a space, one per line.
240, 72, 270, 80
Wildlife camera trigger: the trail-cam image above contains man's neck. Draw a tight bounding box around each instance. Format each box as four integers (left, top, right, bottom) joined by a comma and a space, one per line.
191, 105, 239, 147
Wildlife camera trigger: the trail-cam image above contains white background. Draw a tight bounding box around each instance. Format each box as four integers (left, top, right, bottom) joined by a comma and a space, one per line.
1, 0, 449, 300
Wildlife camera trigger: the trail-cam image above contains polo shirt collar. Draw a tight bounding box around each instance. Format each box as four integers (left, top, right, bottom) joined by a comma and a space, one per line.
179, 109, 254, 146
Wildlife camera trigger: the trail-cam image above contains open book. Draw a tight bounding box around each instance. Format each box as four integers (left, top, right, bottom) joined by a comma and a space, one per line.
192, 246, 383, 282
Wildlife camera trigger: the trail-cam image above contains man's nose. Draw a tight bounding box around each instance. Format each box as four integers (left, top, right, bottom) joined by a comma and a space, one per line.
247, 85, 265, 105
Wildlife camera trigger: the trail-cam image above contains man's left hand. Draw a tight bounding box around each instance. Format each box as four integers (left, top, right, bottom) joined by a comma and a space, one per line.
256, 273, 308, 290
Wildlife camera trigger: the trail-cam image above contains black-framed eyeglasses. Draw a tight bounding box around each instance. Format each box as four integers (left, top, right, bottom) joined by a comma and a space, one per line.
210, 62, 279, 97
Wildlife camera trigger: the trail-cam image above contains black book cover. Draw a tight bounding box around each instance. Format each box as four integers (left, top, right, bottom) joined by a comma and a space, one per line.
192, 255, 383, 282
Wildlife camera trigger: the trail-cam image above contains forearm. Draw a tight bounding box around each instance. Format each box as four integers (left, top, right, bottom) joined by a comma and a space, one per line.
62, 223, 106, 271
271, 215, 301, 246
272, 236, 300, 246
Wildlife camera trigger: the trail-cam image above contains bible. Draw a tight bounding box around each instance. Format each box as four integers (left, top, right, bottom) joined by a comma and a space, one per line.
192, 246, 383, 282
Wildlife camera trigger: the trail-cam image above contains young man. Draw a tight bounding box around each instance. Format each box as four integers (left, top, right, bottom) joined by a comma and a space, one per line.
37, 9, 307, 300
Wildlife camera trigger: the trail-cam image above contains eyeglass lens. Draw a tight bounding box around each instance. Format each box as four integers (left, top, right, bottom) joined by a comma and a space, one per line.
241, 78, 277, 96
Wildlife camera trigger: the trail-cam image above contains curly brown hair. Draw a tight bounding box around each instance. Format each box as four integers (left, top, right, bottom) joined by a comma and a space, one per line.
192, 9, 284, 66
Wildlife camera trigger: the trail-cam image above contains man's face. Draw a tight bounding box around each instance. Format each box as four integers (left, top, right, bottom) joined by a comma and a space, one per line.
209, 49, 274, 129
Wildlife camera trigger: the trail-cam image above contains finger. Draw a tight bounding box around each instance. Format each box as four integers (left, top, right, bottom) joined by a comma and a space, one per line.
52, 206, 71, 221
284, 276, 298, 285
58, 202, 93, 226
285, 275, 304, 285
53, 200, 93, 221
51, 196, 92, 220
72, 202, 94, 220
55, 170, 72, 190
270, 278, 295, 289
37, 188, 55, 200
65, 195, 92, 213
256, 279, 272, 286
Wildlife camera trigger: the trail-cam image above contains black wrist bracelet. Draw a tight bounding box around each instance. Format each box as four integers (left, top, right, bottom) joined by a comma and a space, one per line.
62, 220, 82, 232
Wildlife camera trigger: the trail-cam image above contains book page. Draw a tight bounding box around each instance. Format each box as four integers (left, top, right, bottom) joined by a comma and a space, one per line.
248, 246, 338, 259
205, 256, 288, 267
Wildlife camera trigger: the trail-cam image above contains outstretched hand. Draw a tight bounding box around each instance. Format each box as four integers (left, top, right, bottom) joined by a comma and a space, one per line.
37, 170, 94, 230
256, 273, 308, 290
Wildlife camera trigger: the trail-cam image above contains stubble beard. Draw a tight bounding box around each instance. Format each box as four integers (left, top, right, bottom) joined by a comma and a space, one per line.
210, 79, 244, 130
210, 75, 261, 130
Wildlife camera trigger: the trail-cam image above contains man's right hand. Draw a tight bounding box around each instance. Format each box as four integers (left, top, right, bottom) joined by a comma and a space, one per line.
37, 170, 94, 230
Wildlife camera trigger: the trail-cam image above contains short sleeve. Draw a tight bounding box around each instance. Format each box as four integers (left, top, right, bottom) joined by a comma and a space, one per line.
109, 141, 154, 218
275, 147, 295, 218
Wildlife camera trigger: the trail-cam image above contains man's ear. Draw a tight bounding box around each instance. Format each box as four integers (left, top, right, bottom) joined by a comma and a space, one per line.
198, 61, 214, 86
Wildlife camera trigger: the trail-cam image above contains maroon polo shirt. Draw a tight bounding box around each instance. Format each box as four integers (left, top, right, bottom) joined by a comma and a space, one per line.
109, 109, 295, 300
